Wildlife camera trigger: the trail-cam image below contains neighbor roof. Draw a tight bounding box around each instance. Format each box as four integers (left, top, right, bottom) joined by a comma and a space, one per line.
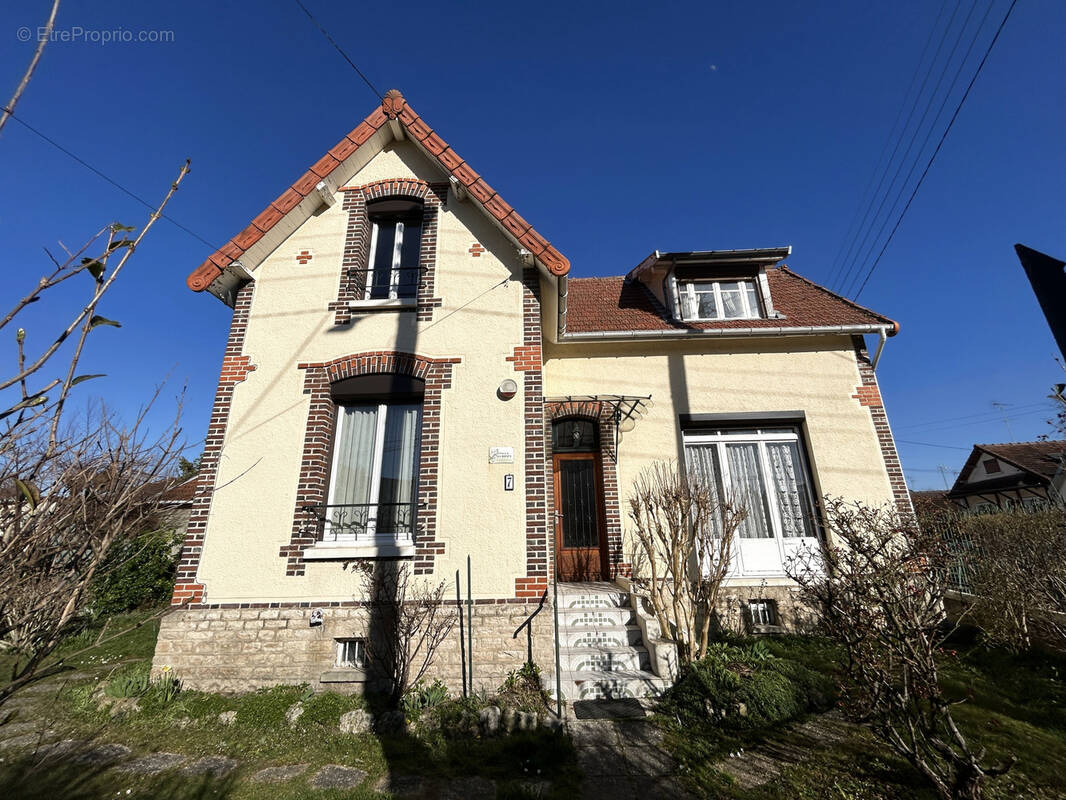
971, 441, 1065, 481
186, 89, 569, 299
565, 267, 898, 334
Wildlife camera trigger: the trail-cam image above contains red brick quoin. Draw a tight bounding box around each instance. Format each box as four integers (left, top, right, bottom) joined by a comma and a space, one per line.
852, 336, 912, 516
171, 283, 257, 606
281, 351, 460, 576
516, 269, 550, 599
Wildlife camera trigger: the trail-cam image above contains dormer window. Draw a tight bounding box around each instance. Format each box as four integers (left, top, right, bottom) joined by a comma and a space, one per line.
678, 278, 762, 321
367, 198, 422, 300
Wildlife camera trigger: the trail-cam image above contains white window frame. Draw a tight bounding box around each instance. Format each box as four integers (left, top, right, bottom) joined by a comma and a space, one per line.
748, 599, 778, 627
305, 402, 420, 560
365, 219, 417, 301
676, 278, 762, 321
683, 426, 819, 576
335, 638, 365, 669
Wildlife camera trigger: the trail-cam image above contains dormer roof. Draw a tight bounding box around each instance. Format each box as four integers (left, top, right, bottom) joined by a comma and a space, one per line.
565, 266, 898, 337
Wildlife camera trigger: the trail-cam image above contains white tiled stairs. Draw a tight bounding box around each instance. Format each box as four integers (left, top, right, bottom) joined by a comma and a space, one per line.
555, 582, 673, 701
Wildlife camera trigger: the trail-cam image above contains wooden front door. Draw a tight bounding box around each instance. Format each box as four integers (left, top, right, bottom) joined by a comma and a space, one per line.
553, 452, 608, 582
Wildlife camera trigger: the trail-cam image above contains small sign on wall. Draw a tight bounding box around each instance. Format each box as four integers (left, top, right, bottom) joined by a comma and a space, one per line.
504, 474, 514, 491
489, 446, 514, 464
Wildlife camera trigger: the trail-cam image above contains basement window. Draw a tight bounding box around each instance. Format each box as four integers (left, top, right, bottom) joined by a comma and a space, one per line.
748, 599, 778, 627
336, 638, 366, 669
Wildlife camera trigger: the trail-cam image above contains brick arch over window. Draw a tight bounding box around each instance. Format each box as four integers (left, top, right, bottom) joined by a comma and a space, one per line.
329, 179, 447, 325
281, 351, 460, 576
544, 400, 630, 580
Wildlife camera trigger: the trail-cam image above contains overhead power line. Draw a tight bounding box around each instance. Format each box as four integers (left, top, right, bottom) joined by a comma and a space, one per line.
3, 109, 223, 252
898, 400, 1050, 430
897, 439, 973, 451
294, 0, 383, 101
840, 0, 989, 297
850, 0, 1020, 299
826, 0, 957, 292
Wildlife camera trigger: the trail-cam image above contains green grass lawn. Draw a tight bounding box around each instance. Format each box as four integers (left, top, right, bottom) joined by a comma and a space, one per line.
660, 634, 1066, 799
0, 607, 579, 800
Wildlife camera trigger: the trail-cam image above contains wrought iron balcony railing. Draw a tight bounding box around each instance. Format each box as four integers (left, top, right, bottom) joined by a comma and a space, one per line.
301, 501, 418, 544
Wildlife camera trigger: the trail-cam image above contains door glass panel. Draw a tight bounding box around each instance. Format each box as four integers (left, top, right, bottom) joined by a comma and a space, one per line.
560, 459, 598, 548
725, 443, 773, 538
328, 405, 378, 540
376, 404, 421, 538
766, 442, 814, 538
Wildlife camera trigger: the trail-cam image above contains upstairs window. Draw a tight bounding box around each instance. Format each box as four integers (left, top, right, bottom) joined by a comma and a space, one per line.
678, 279, 762, 321
366, 198, 422, 300
983, 458, 1001, 474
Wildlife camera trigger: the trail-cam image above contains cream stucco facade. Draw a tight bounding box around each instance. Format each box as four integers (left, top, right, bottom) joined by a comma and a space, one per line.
157, 92, 906, 694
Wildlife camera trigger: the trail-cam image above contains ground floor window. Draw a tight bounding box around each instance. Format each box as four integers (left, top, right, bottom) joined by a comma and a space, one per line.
325, 402, 422, 545
683, 426, 818, 575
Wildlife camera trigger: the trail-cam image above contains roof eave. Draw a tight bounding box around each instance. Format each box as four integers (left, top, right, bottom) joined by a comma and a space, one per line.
559, 322, 893, 342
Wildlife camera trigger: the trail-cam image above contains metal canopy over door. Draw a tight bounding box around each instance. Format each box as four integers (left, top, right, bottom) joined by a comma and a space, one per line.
552, 419, 609, 582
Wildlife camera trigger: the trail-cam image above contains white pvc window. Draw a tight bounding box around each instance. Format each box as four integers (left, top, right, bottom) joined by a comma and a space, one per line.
684, 427, 817, 575
324, 403, 422, 545
678, 279, 761, 321
336, 638, 365, 669
748, 599, 778, 626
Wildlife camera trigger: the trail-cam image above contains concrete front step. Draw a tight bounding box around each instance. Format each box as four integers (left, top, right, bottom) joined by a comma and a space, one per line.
560, 669, 670, 701
556, 583, 630, 609
560, 645, 650, 673
557, 607, 636, 628
559, 625, 644, 649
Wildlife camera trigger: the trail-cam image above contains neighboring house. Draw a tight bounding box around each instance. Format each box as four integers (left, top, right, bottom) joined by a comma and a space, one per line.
158, 475, 197, 536
154, 90, 908, 699
947, 441, 1066, 511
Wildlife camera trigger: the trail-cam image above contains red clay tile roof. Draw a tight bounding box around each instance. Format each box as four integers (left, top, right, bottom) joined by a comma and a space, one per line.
565, 267, 897, 334
187, 89, 569, 293
974, 441, 1065, 481
161, 475, 198, 504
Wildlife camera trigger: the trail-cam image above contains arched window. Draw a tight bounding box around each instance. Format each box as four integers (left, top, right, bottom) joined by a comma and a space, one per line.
366, 198, 422, 300
552, 418, 598, 452
324, 373, 424, 548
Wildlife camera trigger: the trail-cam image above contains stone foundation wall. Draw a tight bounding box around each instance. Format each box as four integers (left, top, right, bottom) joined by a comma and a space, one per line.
153, 600, 555, 696
716, 584, 821, 635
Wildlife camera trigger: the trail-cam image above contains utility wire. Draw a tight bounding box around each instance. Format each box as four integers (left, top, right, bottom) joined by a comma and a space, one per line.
897, 439, 973, 451
827, 0, 955, 291
851, 0, 1020, 299
3, 109, 223, 252
294, 0, 383, 101
840, 0, 988, 297
899, 400, 1049, 429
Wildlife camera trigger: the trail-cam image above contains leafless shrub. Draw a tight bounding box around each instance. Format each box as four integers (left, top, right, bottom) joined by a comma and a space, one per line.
627, 460, 745, 666
918, 501, 1066, 651
357, 562, 457, 706
0, 165, 190, 706
787, 498, 1014, 800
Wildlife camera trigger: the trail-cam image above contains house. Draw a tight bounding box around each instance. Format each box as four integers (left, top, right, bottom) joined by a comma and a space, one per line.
154, 90, 908, 699
946, 441, 1066, 511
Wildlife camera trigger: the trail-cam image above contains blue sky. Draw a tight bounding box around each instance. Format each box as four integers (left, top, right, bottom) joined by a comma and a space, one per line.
1, 0, 1062, 490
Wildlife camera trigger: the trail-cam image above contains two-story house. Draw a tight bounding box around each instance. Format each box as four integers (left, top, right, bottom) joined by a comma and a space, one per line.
153, 90, 908, 700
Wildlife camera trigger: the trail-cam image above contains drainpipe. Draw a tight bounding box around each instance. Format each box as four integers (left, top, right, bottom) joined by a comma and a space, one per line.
871, 327, 888, 371
556, 274, 568, 339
